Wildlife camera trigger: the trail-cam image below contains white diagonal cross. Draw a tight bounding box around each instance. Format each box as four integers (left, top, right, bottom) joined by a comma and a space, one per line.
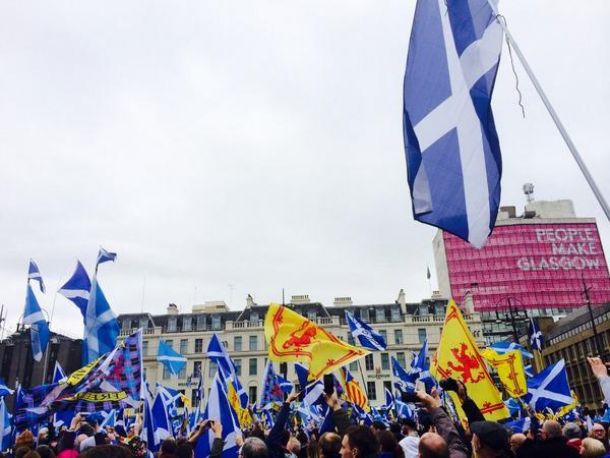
528, 360, 573, 407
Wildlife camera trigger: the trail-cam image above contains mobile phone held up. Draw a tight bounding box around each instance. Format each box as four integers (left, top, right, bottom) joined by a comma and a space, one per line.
323, 374, 334, 396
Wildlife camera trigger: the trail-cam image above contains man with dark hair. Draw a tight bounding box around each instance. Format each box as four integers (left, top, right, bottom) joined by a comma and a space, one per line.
241, 437, 270, 458
318, 432, 341, 458
399, 419, 419, 458
469, 421, 513, 458
517, 420, 579, 458
339, 426, 378, 458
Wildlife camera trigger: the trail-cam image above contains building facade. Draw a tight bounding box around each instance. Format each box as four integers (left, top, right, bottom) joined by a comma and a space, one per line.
433, 197, 610, 344
117, 292, 484, 407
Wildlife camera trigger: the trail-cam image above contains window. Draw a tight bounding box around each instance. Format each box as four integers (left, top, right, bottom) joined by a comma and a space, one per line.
168, 317, 177, 332
367, 381, 377, 400
349, 361, 358, 371
139, 318, 148, 329
361, 308, 370, 322
250, 312, 259, 324
234, 359, 242, 376
391, 307, 401, 322
212, 315, 221, 331
396, 352, 406, 368
279, 362, 287, 377
249, 358, 258, 376
196, 315, 206, 331
183, 316, 192, 332
193, 361, 202, 378
249, 336, 258, 351
195, 339, 203, 353
375, 308, 386, 323
394, 329, 403, 345
365, 354, 374, 371
418, 328, 427, 345
209, 360, 218, 377
307, 310, 317, 321
347, 333, 355, 346
379, 330, 387, 344
142, 340, 149, 356
192, 388, 200, 407
234, 336, 242, 352
383, 381, 392, 394
163, 365, 171, 380
178, 365, 186, 379
166, 340, 173, 348
381, 353, 390, 371
180, 339, 188, 355
249, 386, 257, 404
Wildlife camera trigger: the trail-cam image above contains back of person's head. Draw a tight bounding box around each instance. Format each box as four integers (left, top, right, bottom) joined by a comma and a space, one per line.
563, 422, 582, 440
79, 445, 132, 458
377, 430, 404, 458
77, 424, 95, 437
175, 441, 194, 458
390, 423, 402, 437
35, 445, 55, 458
509, 433, 526, 453
286, 437, 301, 455
240, 437, 269, 458
318, 432, 341, 458
344, 426, 379, 458
582, 438, 607, 458
15, 431, 36, 451
401, 420, 417, 436
160, 438, 177, 455
16, 447, 34, 458
22, 451, 41, 458
542, 420, 562, 439
372, 421, 387, 432
418, 432, 449, 458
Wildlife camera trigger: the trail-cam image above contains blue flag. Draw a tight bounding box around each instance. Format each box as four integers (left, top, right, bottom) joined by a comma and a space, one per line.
96, 247, 117, 268
58, 261, 91, 317
157, 340, 187, 377
52, 361, 66, 384
28, 259, 46, 293
403, 0, 503, 248
345, 311, 386, 351
0, 398, 11, 451
0, 380, 14, 397
23, 284, 49, 362
529, 318, 544, 351
295, 363, 323, 406
260, 361, 286, 409
83, 276, 119, 364
207, 334, 248, 408
489, 341, 533, 359
524, 365, 534, 378
392, 356, 417, 392
523, 359, 573, 412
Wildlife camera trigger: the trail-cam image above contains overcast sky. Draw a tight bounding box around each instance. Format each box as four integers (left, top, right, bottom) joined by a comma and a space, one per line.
1, 1, 609, 339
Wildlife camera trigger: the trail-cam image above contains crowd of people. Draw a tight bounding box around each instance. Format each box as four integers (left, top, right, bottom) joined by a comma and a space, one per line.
3, 357, 610, 458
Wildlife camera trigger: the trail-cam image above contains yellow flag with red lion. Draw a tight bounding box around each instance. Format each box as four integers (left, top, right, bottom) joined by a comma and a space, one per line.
264, 303, 369, 380
431, 300, 509, 422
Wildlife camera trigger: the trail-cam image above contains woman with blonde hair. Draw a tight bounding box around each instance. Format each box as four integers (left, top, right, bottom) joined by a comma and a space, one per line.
581, 438, 607, 458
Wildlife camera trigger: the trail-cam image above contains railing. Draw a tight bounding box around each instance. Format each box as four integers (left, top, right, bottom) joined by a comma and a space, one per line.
119, 327, 158, 336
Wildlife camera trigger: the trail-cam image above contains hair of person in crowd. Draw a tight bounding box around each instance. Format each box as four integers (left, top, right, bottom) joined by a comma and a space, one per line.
22, 451, 41, 458
240, 436, 269, 458
589, 423, 607, 441
418, 432, 449, 458
15, 431, 36, 451
341, 426, 379, 458
541, 420, 562, 440
35, 445, 56, 458
318, 432, 341, 458
562, 423, 582, 440
79, 444, 132, 458
581, 438, 608, 458
377, 430, 405, 458
287, 437, 301, 456
509, 433, 526, 454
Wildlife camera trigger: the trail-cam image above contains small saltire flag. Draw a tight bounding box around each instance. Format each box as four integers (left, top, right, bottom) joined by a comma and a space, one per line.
294, 363, 324, 406
340, 367, 370, 412
207, 334, 248, 408
265, 303, 369, 380
529, 318, 544, 351
392, 356, 417, 392
28, 259, 46, 293
412, 339, 435, 390
83, 276, 119, 364
524, 365, 534, 378
157, 340, 187, 377
101, 410, 116, 428
52, 361, 66, 384
142, 386, 162, 452
403, 0, 503, 248
431, 300, 508, 421
58, 261, 91, 317
480, 348, 527, 398
23, 284, 50, 362
522, 359, 573, 412
384, 388, 394, 410
489, 341, 533, 360
260, 361, 285, 409
505, 417, 531, 434
345, 311, 386, 351
96, 247, 117, 269
0, 398, 11, 451
0, 380, 14, 397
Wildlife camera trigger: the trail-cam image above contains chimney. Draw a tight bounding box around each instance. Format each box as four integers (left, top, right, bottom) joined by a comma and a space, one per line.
333, 297, 353, 306
167, 303, 179, 315
246, 294, 256, 307
396, 289, 407, 314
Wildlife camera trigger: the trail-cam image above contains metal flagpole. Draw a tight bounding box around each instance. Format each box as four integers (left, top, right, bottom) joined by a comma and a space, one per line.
486, 0, 610, 223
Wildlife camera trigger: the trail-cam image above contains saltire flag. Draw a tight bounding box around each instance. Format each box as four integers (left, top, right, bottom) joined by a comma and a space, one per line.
142, 385, 162, 452
84, 274, 119, 364
384, 388, 395, 411
345, 311, 386, 351
392, 356, 417, 392
0, 380, 14, 397
277, 375, 294, 395
58, 261, 91, 317
13, 383, 59, 428
412, 339, 435, 390
395, 399, 413, 420
101, 410, 116, 428
294, 363, 324, 406
489, 341, 533, 359
23, 284, 49, 362
152, 392, 171, 443
505, 417, 531, 434
524, 365, 534, 378
157, 340, 187, 377
115, 409, 127, 437
195, 370, 241, 458
480, 348, 527, 398
522, 359, 573, 412
265, 303, 369, 380
340, 367, 370, 412
52, 361, 66, 384
529, 318, 544, 351
207, 334, 248, 408
504, 398, 522, 417
28, 259, 46, 293
403, 0, 504, 248
318, 407, 334, 435
260, 361, 285, 409
0, 398, 11, 451
96, 247, 117, 269
431, 300, 508, 421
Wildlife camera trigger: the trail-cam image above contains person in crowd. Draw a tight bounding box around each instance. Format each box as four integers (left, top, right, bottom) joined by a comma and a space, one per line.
398, 420, 419, 458
517, 420, 579, 458
266, 390, 300, 458
562, 423, 582, 451
589, 424, 609, 452
390, 423, 404, 443
377, 430, 405, 458
15, 431, 36, 451
318, 433, 341, 458
339, 426, 379, 458
35, 445, 55, 458
241, 437, 270, 458
581, 438, 608, 458
509, 433, 526, 455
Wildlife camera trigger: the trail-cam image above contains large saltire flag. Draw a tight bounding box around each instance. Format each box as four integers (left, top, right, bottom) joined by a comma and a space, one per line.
522, 359, 573, 412
431, 300, 508, 421
227, 379, 253, 429
23, 283, 50, 362
340, 367, 370, 413
264, 303, 369, 380
480, 348, 527, 398
403, 0, 503, 248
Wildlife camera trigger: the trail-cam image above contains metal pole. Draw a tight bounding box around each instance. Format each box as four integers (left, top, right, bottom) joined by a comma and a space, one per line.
507, 298, 519, 342
582, 278, 604, 357
486, 1, 610, 223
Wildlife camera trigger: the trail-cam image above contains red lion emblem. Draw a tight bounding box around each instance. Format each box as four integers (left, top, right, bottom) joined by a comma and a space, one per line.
447, 343, 485, 384
282, 324, 317, 351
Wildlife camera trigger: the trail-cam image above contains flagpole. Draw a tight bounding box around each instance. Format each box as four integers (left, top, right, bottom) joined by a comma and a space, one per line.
487, 1, 610, 223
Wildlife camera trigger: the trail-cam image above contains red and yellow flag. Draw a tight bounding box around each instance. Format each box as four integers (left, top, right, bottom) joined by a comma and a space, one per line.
340, 367, 370, 412
264, 303, 369, 380
480, 348, 527, 398
431, 300, 509, 422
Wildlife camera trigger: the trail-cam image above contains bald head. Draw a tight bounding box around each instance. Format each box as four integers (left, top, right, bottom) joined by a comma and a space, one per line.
510, 433, 526, 452
419, 432, 449, 458
542, 420, 562, 439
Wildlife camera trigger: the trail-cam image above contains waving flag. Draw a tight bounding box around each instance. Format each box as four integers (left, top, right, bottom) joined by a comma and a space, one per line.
28, 259, 46, 293
101, 410, 116, 428
260, 361, 285, 408
523, 359, 573, 412
96, 247, 117, 269
265, 303, 368, 380
207, 334, 248, 408
489, 341, 533, 359
0, 398, 11, 451
383, 388, 395, 410
340, 367, 370, 412
142, 387, 162, 452
345, 311, 386, 351
524, 365, 534, 378
295, 363, 324, 406
157, 340, 187, 377
403, 0, 503, 247
480, 348, 527, 398
412, 339, 435, 389
23, 284, 50, 362
84, 277, 119, 364
392, 356, 417, 392
0, 380, 14, 397
432, 300, 508, 421
529, 319, 544, 351
58, 261, 91, 317
52, 361, 66, 384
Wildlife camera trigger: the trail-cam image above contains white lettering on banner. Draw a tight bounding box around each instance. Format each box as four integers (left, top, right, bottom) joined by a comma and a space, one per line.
517, 256, 601, 272
535, 228, 596, 243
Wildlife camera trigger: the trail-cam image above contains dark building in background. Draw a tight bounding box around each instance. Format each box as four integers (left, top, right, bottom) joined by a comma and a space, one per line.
0, 326, 82, 407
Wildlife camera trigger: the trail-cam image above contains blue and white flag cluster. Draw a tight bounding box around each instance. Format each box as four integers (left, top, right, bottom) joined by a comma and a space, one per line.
157, 340, 187, 377
345, 311, 386, 351
523, 359, 573, 411
392, 356, 416, 392
403, 0, 504, 247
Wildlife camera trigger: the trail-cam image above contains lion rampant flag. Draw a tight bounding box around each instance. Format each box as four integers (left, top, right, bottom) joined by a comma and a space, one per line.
431, 300, 508, 421
264, 303, 369, 380
480, 348, 527, 399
